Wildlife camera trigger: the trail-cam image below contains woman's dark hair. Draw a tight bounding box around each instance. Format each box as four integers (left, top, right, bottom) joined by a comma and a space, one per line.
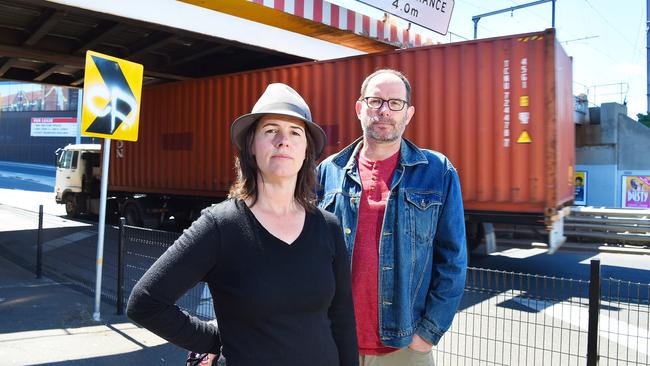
228, 118, 318, 211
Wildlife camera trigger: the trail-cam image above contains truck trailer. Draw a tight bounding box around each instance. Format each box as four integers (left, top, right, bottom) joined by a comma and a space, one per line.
55, 29, 575, 249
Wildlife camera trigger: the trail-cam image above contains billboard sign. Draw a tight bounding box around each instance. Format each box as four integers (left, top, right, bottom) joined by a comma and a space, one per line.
574, 171, 587, 205
621, 175, 650, 208
30, 117, 78, 137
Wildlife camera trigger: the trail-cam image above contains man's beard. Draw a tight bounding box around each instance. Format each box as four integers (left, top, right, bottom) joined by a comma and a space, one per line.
362, 115, 405, 143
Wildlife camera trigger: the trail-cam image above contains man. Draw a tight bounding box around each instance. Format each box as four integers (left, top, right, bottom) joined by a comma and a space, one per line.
317, 69, 467, 365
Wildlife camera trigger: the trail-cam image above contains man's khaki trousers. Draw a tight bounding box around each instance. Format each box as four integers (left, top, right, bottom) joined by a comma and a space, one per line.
359, 347, 434, 366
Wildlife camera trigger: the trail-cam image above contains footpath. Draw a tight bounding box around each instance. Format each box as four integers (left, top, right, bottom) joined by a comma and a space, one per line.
0, 247, 187, 365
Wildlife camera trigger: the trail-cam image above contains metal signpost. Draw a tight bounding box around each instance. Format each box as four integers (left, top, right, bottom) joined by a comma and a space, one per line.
76, 90, 83, 144
81, 50, 143, 321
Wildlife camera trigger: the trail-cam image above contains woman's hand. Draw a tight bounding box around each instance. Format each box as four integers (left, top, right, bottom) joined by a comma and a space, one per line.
201, 353, 217, 365
187, 352, 216, 366
408, 334, 432, 353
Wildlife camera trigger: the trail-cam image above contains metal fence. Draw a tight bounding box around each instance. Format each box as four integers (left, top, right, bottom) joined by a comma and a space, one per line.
115, 223, 650, 365
26, 206, 116, 303
434, 268, 591, 365
120, 221, 214, 320
598, 278, 650, 365
432, 267, 648, 365
16, 210, 648, 366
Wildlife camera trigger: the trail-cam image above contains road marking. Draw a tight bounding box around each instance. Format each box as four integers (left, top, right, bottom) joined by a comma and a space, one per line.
0, 282, 74, 290
492, 247, 548, 259
513, 297, 649, 355
42, 230, 96, 253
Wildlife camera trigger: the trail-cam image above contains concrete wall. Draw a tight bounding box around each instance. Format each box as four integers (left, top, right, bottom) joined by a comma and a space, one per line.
617, 113, 650, 170
575, 164, 618, 207
574, 102, 650, 207
575, 103, 627, 147
575, 145, 616, 165
600, 103, 627, 144
575, 116, 618, 207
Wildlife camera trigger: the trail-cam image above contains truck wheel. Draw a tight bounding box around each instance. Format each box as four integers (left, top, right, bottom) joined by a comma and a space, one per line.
64, 195, 79, 218
173, 210, 192, 230
123, 203, 143, 227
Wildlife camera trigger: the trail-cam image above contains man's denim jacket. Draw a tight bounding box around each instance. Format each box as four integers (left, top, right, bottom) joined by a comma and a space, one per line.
316, 138, 467, 347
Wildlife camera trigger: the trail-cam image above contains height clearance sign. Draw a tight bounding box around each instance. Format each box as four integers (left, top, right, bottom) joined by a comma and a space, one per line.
357, 0, 454, 35
81, 51, 143, 141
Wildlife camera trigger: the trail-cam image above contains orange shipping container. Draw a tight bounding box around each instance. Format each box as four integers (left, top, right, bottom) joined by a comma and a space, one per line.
110, 29, 574, 224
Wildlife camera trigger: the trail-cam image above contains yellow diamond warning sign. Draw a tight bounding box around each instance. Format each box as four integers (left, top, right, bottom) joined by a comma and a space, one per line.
81, 51, 143, 141
517, 130, 532, 144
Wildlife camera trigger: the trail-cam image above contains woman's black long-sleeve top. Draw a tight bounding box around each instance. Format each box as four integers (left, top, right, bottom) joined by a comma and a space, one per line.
127, 199, 358, 366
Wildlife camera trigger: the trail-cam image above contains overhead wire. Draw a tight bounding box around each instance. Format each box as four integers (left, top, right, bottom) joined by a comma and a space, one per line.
583, 0, 637, 49
623, 11, 646, 106
453, 0, 498, 38
451, 0, 645, 114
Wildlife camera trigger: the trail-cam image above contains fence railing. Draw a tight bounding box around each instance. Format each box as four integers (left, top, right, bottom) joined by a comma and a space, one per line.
25, 210, 649, 365
598, 278, 650, 365
434, 267, 592, 365
120, 219, 215, 320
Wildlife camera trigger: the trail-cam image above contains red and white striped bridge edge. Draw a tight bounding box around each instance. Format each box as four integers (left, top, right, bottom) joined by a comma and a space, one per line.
249, 0, 434, 48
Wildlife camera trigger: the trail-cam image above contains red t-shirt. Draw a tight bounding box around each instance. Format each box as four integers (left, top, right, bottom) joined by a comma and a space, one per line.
352, 149, 400, 355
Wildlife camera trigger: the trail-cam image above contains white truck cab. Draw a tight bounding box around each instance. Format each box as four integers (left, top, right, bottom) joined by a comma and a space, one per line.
55, 144, 101, 217
54, 143, 209, 228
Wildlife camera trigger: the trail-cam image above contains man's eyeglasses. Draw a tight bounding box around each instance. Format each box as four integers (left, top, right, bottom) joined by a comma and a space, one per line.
361, 97, 408, 111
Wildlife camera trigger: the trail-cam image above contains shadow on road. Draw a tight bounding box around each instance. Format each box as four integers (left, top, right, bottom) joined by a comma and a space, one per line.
36, 343, 187, 366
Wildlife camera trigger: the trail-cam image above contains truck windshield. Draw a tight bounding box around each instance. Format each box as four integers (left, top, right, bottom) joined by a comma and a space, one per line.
58, 151, 79, 169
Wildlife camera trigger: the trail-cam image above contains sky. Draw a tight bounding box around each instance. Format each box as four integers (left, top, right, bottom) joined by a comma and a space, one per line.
340, 0, 647, 119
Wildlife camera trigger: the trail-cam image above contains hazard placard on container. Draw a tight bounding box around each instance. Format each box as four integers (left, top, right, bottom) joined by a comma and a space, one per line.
81, 51, 143, 141
519, 96, 529, 107
517, 130, 532, 144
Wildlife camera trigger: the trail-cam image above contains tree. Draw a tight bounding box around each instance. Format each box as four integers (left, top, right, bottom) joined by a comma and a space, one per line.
637, 113, 650, 128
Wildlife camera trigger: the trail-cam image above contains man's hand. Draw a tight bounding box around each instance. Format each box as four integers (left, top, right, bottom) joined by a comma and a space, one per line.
408, 334, 432, 353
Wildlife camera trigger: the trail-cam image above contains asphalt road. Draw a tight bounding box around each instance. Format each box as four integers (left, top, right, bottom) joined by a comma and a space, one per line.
0, 160, 56, 193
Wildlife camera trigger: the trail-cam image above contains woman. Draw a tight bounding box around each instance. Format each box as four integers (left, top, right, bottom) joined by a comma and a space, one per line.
126, 83, 358, 366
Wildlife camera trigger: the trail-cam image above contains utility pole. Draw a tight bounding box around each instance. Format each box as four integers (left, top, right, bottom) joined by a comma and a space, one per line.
647, 0, 649, 113
473, 0, 556, 39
